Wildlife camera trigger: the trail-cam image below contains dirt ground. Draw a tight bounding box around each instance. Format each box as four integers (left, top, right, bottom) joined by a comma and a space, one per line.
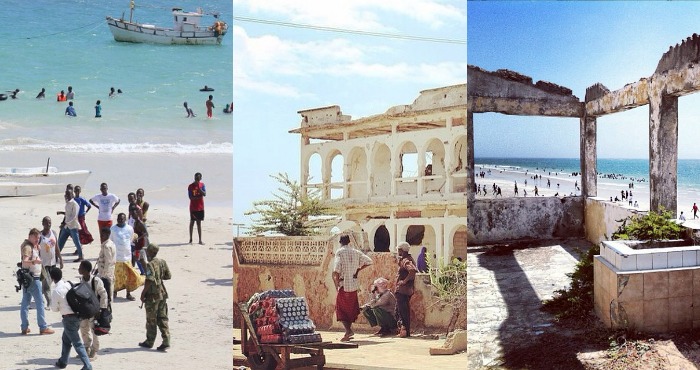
468, 239, 700, 369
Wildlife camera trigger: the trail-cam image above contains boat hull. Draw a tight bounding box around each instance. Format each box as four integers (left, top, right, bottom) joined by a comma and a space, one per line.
0, 168, 91, 197
106, 17, 225, 45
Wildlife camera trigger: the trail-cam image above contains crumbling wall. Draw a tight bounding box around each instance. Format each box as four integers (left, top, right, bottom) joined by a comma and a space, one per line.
584, 198, 641, 245
233, 240, 464, 332
467, 196, 584, 245
655, 33, 700, 75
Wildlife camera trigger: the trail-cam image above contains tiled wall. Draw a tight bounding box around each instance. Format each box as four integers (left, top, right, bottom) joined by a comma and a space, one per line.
594, 256, 700, 332
600, 240, 700, 271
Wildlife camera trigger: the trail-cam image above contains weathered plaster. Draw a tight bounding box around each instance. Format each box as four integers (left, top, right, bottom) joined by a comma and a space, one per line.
233, 242, 464, 332
584, 198, 641, 245
467, 196, 584, 245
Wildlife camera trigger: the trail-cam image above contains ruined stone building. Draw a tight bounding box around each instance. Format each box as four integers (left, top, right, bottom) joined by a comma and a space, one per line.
467, 34, 700, 333
234, 85, 469, 332
290, 84, 468, 264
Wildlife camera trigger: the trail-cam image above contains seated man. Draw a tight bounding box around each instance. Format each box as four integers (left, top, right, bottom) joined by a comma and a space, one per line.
361, 277, 397, 336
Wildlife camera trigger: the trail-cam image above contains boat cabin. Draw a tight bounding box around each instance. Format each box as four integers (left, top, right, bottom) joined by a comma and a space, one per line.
172, 7, 204, 31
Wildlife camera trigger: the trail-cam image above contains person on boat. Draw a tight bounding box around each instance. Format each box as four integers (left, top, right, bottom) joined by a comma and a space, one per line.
199, 85, 214, 92
183, 102, 195, 118
65, 102, 77, 117
205, 95, 214, 118
57, 90, 66, 102
109, 87, 116, 98
36, 88, 45, 99
66, 86, 74, 100
95, 100, 102, 118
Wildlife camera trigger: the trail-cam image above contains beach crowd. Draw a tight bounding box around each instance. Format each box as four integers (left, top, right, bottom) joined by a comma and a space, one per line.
17, 172, 207, 369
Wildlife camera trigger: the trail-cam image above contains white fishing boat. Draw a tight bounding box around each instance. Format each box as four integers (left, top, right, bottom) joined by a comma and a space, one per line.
0, 166, 91, 197
106, 3, 227, 45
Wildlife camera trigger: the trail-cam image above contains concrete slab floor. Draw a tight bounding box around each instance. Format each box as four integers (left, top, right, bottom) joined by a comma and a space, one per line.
467, 238, 594, 369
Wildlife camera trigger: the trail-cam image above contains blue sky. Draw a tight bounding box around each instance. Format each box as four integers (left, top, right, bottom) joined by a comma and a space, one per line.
469, 1, 700, 159
232, 0, 467, 230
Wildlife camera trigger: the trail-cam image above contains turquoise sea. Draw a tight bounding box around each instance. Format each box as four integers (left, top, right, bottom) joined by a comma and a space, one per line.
476, 157, 700, 192
0, 0, 232, 154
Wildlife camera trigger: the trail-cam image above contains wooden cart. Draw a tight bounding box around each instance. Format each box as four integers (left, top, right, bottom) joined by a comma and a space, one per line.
238, 303, 357, 370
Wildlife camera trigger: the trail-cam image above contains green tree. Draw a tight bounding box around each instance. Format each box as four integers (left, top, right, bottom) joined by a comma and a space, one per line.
245, 173, 337, 236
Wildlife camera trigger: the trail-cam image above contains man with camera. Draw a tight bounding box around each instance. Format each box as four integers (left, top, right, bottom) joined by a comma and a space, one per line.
19, 228, 54, 335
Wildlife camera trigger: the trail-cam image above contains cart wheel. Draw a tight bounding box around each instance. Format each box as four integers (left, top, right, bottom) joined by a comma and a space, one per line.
247, 352, 277, 370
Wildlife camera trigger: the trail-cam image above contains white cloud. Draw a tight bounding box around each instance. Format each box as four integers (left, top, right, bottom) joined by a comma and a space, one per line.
233, 0, 465, 31
234, 26, 466, 95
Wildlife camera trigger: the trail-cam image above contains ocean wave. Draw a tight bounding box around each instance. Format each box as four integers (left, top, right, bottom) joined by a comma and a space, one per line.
0, 139, 232, 154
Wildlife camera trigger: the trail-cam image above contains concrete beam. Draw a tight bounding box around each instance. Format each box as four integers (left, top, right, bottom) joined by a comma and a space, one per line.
468, 96, 583, 117
467, 65, 581, 117
648, 91, 678, 213
585, 78, 650, 117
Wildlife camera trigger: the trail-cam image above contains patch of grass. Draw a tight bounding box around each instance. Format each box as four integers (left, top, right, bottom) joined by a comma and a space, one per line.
605, 335, 667, 370
541, 244, 598, 320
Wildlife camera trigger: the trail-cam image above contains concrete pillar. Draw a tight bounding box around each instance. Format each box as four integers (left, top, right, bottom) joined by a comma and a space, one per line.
322, 152, 331, 200
417, 146, 426, 198
580, 114, 597, 197
365, 147, 372, 201
301, 135, 309, 198
648, 93, 678, 213
466, 111, 475, 203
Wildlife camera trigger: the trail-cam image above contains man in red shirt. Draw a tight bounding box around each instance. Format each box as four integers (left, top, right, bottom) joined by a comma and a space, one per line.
188, 172, 206, 244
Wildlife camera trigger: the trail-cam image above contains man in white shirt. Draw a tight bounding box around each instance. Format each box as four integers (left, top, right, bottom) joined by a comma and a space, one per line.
89, 183, 120, 241
58, 190, 84, 262
332, 234, 373, 342
49, 268, 92, 370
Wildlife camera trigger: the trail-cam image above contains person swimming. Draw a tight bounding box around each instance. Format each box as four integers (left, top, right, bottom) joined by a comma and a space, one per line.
183, 102, 195, 118
36, 88, 45, 99
223, 103, 232, 114
109, 87, 116, 98
65, 101, 76, 117
57, 90, 66, 102
10, 89, 19, 99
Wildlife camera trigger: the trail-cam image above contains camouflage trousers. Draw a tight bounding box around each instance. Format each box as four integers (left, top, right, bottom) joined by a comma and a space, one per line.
144, 299, 169, 346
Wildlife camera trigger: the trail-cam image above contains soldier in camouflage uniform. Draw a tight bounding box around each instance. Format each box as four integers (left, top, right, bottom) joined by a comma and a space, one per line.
138, 243, 171, 351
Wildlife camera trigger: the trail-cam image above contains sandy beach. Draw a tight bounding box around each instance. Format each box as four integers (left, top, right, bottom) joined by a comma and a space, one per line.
474, 164, 657, 210
0, 151, 233, 370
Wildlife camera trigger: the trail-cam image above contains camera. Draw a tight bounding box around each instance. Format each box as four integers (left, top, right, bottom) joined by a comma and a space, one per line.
15, 262, 32, 292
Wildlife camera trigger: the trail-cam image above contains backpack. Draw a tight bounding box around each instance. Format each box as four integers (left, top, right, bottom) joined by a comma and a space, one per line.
93, 307, 112, 336
66, 280, 101, 319
93, 275, 112, 311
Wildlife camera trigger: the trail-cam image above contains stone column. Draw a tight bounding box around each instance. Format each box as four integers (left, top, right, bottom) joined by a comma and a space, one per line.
301, 135, 310, 199
417, 146, 426, 198
466, 111, 475, 204
580, 114, 597, 197
648, 92, 678, 213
